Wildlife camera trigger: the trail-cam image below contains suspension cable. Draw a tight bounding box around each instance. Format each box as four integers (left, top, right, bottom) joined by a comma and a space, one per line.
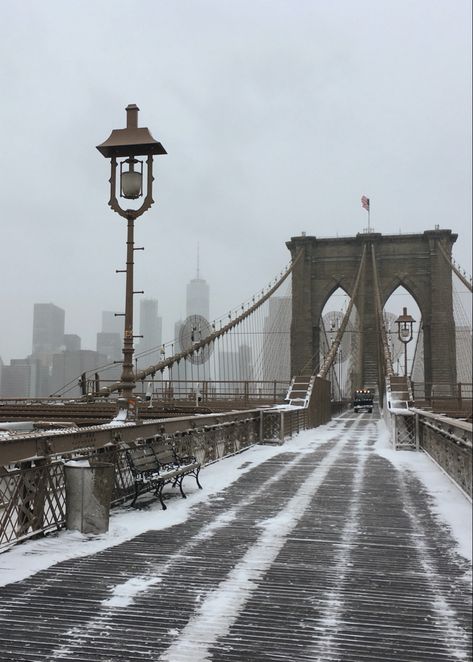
95, 250, 303, 396
437, 241, 473, 293
371, 244, 394, 376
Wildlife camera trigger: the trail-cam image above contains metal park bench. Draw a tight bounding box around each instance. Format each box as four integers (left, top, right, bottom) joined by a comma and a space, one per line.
125, 444, 202, 509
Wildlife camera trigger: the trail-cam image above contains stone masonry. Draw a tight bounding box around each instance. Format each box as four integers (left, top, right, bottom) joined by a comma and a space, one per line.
286, 229, 458, 394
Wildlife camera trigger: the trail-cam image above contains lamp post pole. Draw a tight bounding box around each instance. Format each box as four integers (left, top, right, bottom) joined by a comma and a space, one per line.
121, 215, 136, 400
339, 348, 343, 399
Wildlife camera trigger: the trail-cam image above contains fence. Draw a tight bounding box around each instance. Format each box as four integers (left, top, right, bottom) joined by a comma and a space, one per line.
383, 407, 472, 499
146, 380, 290, 405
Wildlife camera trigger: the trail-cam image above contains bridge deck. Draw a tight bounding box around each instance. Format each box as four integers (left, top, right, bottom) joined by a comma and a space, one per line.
0, 412, 471, 661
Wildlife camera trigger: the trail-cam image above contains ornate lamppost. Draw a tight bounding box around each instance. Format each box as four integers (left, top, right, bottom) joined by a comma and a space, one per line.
394, 307, 416, 377
97, 105, 166, 409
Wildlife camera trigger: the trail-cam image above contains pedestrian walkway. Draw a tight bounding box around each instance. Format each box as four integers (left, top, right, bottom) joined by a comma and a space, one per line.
0, 413, 471, 661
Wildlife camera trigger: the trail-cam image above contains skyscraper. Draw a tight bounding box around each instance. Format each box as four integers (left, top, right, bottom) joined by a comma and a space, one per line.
97, 310, 123, 383
63, 334, 81, 352
186, 248, 210, 320
180, 251, 211, 386
30, 303, 66, 394
50, 350, 108, 398
0, 358, 37, 397
135, 298, 162, 368
96, 332, 122, 363
32, 303, 65, 358
262, 297, 291, 382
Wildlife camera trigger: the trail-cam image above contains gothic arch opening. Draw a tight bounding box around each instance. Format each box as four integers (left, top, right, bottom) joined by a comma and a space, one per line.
383, 285, 422, 381
320, 287, 356, 399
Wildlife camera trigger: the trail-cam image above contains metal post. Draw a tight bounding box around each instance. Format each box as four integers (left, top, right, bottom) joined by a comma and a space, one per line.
120, 216, 136, 401
415, 413, 420, 451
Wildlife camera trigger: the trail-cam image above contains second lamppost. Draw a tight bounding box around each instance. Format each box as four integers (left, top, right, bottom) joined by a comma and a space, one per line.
394, 307, 416, 377
97, 104, 166, 407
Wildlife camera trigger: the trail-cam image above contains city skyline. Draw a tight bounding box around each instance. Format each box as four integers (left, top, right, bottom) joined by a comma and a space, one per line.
0, 267, 212, 396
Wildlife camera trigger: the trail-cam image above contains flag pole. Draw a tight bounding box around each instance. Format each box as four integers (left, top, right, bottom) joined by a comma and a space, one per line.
361, 195, 371, 232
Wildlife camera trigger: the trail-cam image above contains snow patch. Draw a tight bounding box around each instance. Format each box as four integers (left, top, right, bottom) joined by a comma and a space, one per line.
375, 419, 472, 562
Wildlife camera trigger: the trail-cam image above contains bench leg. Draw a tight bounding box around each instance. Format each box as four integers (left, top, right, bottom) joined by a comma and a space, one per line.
177, 475, 187, 499
130, 482, 141, 508
156, 482, 167, 510
195, 467, 203, 490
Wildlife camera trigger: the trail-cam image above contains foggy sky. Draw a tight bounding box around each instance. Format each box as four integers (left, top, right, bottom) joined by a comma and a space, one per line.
1, 0, 471, 364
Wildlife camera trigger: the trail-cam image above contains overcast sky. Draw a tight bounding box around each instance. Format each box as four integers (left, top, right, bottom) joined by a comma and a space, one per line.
0, 0, 471, 364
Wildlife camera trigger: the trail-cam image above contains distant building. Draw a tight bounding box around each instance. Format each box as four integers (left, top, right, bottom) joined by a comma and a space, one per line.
27, 303, 66, 395
186, 251, 210, 320
63, 334, 81, 352
262, 297, 291, 382
97, 311, 123, 386
97, 332, 122, 363
135, 298, 163, 369
180, 253, 211, 385
239, 344, 254, 382
32, 303, 65, 361
0, 358, 37, 398
96, 332, 122, 385
187, 277, 210, 320
51, 350, 107, 398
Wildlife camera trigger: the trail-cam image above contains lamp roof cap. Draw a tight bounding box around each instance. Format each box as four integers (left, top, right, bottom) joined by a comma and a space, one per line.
396, 307, 416, 323
96, 104, 167, 158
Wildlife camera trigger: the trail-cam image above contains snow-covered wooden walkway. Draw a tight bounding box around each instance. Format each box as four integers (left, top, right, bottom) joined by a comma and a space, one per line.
0, 412, 471, 661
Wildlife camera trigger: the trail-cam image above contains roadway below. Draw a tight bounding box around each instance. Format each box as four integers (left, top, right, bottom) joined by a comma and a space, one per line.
0, 411, 471, 661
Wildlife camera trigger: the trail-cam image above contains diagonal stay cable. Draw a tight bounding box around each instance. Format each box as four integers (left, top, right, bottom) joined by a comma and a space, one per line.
437, 241, 472, 293
371, 243, 394, 376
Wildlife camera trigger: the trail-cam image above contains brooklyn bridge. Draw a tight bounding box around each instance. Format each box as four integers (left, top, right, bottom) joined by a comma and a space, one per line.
1, 212, 471, 660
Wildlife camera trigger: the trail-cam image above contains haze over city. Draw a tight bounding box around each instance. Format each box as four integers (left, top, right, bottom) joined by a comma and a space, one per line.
1, 0, 471, 365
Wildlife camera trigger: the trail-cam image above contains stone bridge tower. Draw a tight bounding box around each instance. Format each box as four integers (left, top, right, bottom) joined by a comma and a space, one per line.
286, 229, 457, 394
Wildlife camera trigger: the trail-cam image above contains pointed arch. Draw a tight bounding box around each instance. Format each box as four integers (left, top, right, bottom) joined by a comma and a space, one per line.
383, 285, 422, 379
382, 276, 426, 321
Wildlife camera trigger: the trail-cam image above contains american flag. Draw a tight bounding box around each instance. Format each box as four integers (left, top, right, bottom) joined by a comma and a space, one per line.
361, 195, 370, 211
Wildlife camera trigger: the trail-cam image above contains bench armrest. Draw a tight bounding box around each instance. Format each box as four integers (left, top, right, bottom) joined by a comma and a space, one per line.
174, 452, 198, 466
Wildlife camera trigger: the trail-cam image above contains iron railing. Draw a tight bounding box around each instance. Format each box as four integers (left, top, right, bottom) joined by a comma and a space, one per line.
0, 407, 307, 551
411, 382, 472, 418
383, 406, 472, 499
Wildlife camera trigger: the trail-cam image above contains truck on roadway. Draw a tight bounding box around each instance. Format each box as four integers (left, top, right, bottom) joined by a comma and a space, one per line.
353, 389, 374, 413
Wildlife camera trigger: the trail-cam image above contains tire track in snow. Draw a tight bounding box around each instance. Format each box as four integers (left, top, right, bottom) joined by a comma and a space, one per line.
308, 424, 372, 660
157, 422, 357, 662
